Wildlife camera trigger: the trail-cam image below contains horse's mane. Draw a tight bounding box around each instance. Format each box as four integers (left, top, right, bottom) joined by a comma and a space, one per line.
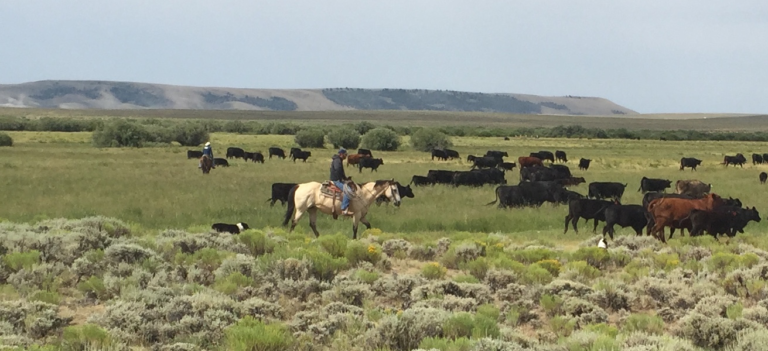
374, 180, 392, 187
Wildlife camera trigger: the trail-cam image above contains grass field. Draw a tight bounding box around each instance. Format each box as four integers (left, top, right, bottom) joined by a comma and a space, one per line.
3, 131, 768, 243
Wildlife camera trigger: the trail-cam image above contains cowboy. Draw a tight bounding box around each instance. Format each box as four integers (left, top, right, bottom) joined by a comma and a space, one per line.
331, 148, 353, 216
200, 141, 215, 169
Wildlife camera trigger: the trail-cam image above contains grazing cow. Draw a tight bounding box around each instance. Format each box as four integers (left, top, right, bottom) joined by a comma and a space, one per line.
518, 156, 544, 169
564, 199, 615, 234
680, 157, 702, 171
427, 170, 457, 184
675, 180, 712, 198
357, 148, 373, 157
556, 177, 586, 187
346, 153, 371, 167
555, 150, 568, 163
638, 177, 672, 193
444, 149, 460, 160
266, 183, 298, 206
535, 151, 555, 163
377, 182, 414, 206
688, 208, 741, 238
452, 171, 491, 187
753, 153, 764, 165
410, 175, 434, 186
646, 193, 725, 242
467, 155, 478, 163
602, 204, 648, 240
499, 162, 516, 171
269, 147, 286, 159
723, 153, 747, 167
431, 149, 449, 161
761, 172, 767, 184
212, 222, 250, 234
213, 158, 229, 167
554, 189, 586, 204
471, 156, 500, 170
588, 182, 628, 201
486, 150, 509, 160
289, 147, 302, 159
579, 158, 592, 171
187, 150, 203, 159
244, 152, 265, 163
504, 136, 510, 141
487, 181, 565, 208
359, 158, 384, 172
549, 164, 572, 179
520, 165, 564, 182
226, 147, 246, 160
292, 151, 312, 163
473, 168, 506, 184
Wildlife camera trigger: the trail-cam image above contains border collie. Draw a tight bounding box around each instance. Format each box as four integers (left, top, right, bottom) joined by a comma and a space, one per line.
211, 222, 249, 234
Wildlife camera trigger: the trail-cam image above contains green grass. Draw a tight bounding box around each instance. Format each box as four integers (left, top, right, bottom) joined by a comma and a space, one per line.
3, 131, 768, 244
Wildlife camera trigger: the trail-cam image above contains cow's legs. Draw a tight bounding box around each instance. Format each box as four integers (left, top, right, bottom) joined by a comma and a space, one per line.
564, 215, 572, 234
308, 208, 319, 238
592, 219, 599, 234
571, 216, 580, 233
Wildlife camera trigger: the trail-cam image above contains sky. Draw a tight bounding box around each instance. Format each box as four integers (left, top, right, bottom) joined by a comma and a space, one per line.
1, 1, 767, 114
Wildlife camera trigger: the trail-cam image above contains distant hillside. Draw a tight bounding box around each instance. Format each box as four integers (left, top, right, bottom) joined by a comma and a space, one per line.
0, 80, 638, 115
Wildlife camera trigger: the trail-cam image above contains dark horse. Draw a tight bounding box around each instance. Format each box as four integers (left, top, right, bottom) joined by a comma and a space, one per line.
200, 155, 213, 174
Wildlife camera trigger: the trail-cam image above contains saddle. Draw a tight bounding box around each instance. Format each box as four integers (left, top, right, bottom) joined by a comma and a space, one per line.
320, 181, 344, 199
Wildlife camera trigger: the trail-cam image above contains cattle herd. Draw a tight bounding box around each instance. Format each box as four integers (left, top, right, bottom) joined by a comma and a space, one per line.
191, 144, 764, 243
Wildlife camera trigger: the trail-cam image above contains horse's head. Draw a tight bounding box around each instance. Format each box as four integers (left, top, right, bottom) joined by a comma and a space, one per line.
376, 179, 401, 207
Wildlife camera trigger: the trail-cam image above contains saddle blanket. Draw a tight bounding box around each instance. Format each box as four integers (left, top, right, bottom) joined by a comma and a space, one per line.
320, 181, 343, 199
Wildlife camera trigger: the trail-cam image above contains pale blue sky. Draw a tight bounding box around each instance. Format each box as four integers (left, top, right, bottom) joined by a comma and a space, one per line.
2, 1, 767, 113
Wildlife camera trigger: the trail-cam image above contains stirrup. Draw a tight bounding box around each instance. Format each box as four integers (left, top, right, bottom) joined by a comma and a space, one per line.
342, 209, 354, 216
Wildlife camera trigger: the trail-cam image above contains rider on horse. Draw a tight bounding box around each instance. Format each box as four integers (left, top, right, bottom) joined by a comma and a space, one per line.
200, 141, 215, 169
331, 148, 353, 216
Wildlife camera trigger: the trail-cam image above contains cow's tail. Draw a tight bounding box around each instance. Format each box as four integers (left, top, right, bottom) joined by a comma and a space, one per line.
485, 186, 501, 206
282, 185, 299, 226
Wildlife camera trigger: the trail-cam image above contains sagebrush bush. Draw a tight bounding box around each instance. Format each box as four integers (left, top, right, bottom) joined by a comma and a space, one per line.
294, 128, 325, 148
237, 231, 275, 257
623, 313, 665, 335
61, 324, 113, 350
2, 250, 40, 272
327, 128, 361, 149
318, 234, 349, 258
362, 127, 401, 151
410, 128, 452, 151
168, 122, 209, 146
224, 316, 294, 351
421, 262, 447, 280
345, 241, 382, 266
0, 132, 12, 146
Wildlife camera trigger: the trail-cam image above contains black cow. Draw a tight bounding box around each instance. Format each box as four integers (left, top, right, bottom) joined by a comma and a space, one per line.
761, 172, 767, 184
486, 181, 564, 208
588, 182, 627, 201
251, 152, 265, 163
359, 158, 384, 172
602, 204, 648, 240
292, 151, 312, 163
637, 177, 672, 193
555, 150, 568, 163
410, 175, 434, 186
358, 148, 373, 157
467, 155, 478, 163
445, 149, 460, 160
474, 168, 506, 184
226, 147, 246, 160
549, 164, 571, 179
471, 156, 500, 170
212, 222, 250, 234
688, 206, 759, 238
289, 147, 302, 159
520, 165, 569, 182
731, 207, 762, 235
763, 153, 768, 163
536, 151, 555, 163
269, 147, 286, 159
266, 183, 298, 206
680, 157, 702, 171
452, 171, 491, 187
499, 162, 516, 171
213, 158, 229, 167
187, 150, 203, 159
564, 199, 615, 234
431, 149, 449, 161
485, 150, 508, 160
723, 153, 747, 167
554, 189, 586, 205
427, 170, 457, 184
642, 192, 694, 209
753, 154, 764, 165
579, 158, 592, 171
377, 182, 414, 206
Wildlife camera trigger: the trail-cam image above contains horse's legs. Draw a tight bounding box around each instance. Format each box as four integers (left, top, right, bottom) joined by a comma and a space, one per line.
308, 208, 320, 238
290, 209, 305, 233
360, 216, 372, 230
352, 216, 360, 240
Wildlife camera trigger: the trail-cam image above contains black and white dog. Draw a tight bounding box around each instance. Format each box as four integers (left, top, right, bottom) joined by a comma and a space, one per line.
211, 222, 250, 234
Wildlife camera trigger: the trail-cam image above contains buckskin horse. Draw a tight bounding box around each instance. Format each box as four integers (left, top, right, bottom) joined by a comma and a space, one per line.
200, 155, 213, 174
282, 179, 401, 239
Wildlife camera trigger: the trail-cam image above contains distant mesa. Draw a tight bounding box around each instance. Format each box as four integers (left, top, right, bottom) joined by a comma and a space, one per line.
0, 80, 637, 115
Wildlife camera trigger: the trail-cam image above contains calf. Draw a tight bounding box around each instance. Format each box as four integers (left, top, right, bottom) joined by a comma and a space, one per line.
486, 150, 509, 160
269, 147, 286, 159
467, 155, 478, 163
187, 150, 203, 159
638, 177, 672, 193
579, 158, 592, 171
753, 153, 764, 165
213, 158, 229, 167
564, 199, 615, 234
226, 147, 246, 160
471, 156, 500, 170
292, 150, 312, 163
499, 162, 516, 171
445, 149, 460, 160
723, 153, 747, 167
761, 172, 767, 184
289, 147, 302, 159
410, 175, 434, 186
602, 204, 648, 240
556, 177, 586, 187
588, 182, 627, 201
675, 179, 712, 198
359, 158, 384, 172
266, 183, 298, 206
680, 157, 702, 171
555, 150, 568, 163
244, 152, 265, 163
357, 148, 373, 157
431, 149, 449, 161
211, 222, 250, 234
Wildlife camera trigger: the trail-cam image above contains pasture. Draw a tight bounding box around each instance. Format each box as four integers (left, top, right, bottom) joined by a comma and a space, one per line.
2, 131, 768, 243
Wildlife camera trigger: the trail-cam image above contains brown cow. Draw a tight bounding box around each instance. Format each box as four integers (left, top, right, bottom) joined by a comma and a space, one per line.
646, 193, 725, 243
518, 156, 543, 168
346, 154, 371, 167
675, 179, 712, 198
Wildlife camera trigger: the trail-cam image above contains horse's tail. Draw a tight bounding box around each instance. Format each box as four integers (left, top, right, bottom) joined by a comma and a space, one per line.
282, 185, 299, 226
